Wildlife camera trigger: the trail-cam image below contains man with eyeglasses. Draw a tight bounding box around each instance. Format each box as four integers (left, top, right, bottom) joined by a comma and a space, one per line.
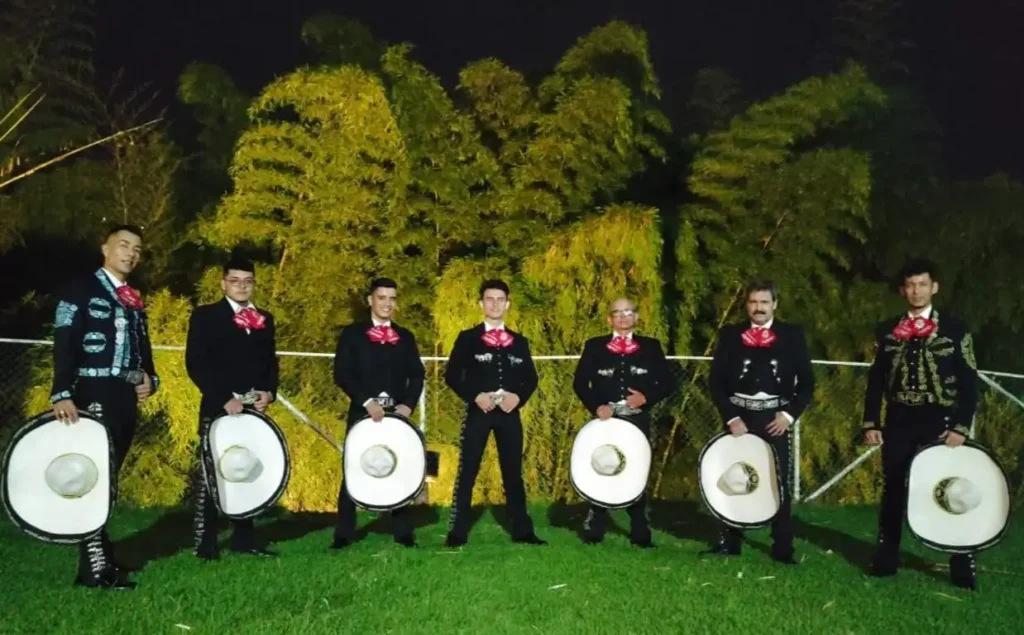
704, 279, 814, 564
443, 279, 546, 547
571, 298, 674, 547
185, 255, 279, 560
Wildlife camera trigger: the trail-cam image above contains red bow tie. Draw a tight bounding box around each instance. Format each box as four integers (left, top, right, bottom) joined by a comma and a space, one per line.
893, 316, 936, 341
367, 325, 400, 344
115, 285, 144, 310
741, 327, 776, 348
233, 307, 266, 330
482, 328, 514, 348
606, 335, 639, 355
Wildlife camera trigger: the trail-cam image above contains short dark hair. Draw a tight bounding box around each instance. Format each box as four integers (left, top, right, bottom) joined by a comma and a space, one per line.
105, 223, 143, 241
368, 277, 398, 295
223, 255, 255, 276
745, 279, 778, 302
898, 258, 938, 284
479, 279, 510, 299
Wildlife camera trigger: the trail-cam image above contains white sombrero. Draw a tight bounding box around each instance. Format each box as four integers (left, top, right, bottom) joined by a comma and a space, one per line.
1, 412, 114, 543
202, 409, 290, 520
698, 432, 782, 528
343, 413, 426, 511
907, 441, 1011, 553
570, 417, 651, 509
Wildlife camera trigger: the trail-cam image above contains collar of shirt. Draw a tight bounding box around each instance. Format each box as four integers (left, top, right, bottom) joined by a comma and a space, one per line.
611, 331, 633, 340
226, 297, 255, 314
371, 317, 392, 328
750, 318, 774, 330
484, 322, 505, 332
908, 305, 933, 320
101, 268, 126, 289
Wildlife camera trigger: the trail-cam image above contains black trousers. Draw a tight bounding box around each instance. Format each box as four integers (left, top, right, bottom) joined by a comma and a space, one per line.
876, 404, 975, 574
73, 379, 138, 582
192, 413, 256, 556
718, 409, 794, 556
334, 417, 412, 542
584, 418, 651, 543
448, 410, 534, 540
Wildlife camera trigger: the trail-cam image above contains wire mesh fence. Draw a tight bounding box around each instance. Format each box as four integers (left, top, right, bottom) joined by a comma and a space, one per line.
1, 338, 1022, 509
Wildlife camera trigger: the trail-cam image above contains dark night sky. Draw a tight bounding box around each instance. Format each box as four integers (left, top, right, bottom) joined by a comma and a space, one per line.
82, 0, 1024, 179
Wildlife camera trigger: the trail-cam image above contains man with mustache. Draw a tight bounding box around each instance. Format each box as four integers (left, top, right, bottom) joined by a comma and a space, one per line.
571, 297, 674, 547
49, 224, 159, 590
332, 277, 425, 548
863, 259, 979, 589
186, 255, 278, 560
443, 279, 546, 547
705, 280, 814, 563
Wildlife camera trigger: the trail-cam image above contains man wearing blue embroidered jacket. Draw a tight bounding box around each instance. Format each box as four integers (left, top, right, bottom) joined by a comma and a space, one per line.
50, 224, 159, 591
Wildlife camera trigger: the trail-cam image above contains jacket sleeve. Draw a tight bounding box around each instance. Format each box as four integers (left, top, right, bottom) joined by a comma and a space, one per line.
444, 332, 476, 404
949, 327, 979, 436
644, 339, 675, 408
185, 308, 233, 408
334, 326, 373, 407
572, 342, 603, 414
50, 287, 84, 403
862, 323, 888, 432
260, 313, 279, 400
400, 333, 426, 411
708, 328, 741, 426
515, 336, 538, 409
139, 310, 160, 393
784, 325, 814, 420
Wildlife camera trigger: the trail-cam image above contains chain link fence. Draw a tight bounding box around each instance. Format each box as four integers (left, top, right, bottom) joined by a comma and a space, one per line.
1, 339, 1022, 509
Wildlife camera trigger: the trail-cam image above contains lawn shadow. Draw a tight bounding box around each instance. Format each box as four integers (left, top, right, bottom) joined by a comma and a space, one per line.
546, 502, 629, 542
648, 499, 721, 546
112, 508, 193, 571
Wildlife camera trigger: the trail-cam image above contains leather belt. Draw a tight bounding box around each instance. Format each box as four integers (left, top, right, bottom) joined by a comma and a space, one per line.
729, 395, 789, 411
893, 391, 939, 406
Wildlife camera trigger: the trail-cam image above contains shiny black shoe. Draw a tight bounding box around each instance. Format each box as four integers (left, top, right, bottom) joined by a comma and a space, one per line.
73, 571, 137, 591
512, 534, 547, 546
395, 535, 418, 548
772, 552, 797, 565
444, 534, 467, 548
631, 539, 656, 550
582, 535, 603, 545
950, 554, 977, 591
869, 558, 898, 577
330, 537, 353, 550
195, 548, 220, 561
231, 546, 277, 558
700, 542, 741, 557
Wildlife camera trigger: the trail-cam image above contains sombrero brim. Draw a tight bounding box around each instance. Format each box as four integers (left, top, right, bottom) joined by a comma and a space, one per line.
1, 412, 113, 543
203, 409, 290, 520
698, 432, 782, 528
343, 413, 425, 511
569, 417, 651, 509
907, 440, 1011, 553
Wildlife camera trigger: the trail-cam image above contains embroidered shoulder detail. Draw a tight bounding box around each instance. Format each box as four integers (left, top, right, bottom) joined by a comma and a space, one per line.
88, 297, 113, 319
961, 334, 977, 370
55, 301, 78, 328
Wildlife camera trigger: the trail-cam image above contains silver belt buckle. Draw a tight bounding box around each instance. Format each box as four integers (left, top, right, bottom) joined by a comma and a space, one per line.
234, 390, 258, 405
124, 369, 145, 386
611, 403, 641, 417
373, 392, 395, 409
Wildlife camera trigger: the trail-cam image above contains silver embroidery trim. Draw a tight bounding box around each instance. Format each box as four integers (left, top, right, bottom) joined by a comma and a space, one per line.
55, 301, 78, 328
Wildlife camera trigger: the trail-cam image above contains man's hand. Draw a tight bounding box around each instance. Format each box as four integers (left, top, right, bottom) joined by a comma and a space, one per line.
766, 412, 791, 437
135, 373, 153, 402
596, 404, 613, 420
475, 393, 495, 413
625, 388, 647, 410
863, 429, 883, 446
254, 391, 273, 412
728, 418, 747, 437
394, 404, 412, 418
224, 398, 244, 415
940, 430, 966, 447
366, 401, 386, 422
499, 392, 520, 413
53, 399, 79, 424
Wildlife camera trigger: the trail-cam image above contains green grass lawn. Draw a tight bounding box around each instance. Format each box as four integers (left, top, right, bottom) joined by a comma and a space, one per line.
1, 502, 1021, 634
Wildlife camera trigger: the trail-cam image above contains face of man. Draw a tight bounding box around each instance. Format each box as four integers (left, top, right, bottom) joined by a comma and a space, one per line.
221, 269, 256, 304
606, 298, 637, 335
746, 290, 776, 326
900, 273, 938, 312
100, 230, 142, 280
368, 286, 397, 322
480, 288, 509, 322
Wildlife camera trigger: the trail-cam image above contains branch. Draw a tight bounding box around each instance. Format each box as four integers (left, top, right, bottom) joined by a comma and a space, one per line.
0, 118, 162, 192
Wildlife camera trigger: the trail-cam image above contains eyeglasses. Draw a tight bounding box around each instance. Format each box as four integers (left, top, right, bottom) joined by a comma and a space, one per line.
225, 278, 255, 287
610, 309, 636, 317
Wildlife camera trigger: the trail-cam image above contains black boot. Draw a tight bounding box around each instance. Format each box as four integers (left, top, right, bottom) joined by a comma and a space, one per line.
702, 528, 741, 556
949, 553, 977, 590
